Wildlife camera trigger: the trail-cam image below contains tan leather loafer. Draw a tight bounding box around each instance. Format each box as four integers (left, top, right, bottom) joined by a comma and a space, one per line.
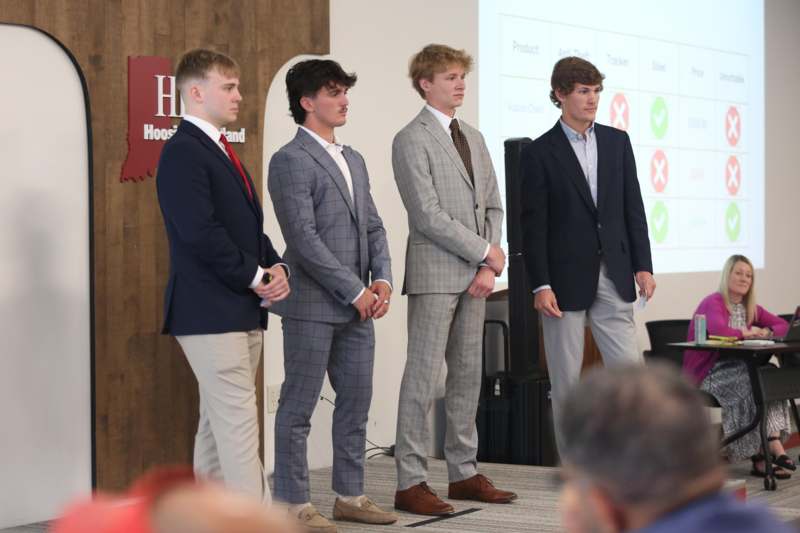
294, 504, 337, 533
333, 496, 398, 525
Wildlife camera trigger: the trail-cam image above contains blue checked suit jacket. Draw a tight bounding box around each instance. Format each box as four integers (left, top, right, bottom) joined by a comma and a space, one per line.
267, 128, 392, 323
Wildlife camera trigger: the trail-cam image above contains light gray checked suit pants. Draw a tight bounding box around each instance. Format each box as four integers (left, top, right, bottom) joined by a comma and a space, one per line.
395, 292, 485, 490
273, 317, 375, 504
543, 262, 642, 454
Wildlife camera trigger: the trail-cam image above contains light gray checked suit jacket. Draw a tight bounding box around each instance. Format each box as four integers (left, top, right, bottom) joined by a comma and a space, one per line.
267, 128, 392, 321
393, 107, 503, 293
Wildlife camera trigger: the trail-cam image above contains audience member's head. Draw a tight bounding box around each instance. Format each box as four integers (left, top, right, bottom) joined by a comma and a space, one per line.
52, 467, 296, 533
558, 364, 725, 533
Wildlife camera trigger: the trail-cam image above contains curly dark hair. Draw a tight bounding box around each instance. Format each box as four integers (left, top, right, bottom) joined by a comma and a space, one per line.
285, 59, 357, 124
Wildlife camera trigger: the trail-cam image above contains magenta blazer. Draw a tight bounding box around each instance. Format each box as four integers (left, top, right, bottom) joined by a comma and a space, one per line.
682, 292, 789, 385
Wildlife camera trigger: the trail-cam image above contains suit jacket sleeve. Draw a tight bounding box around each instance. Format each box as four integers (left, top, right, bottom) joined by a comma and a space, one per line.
157, 141, 258, 290
392, 130, 489, 264
260, 233, 282, 269
268, 150, 365, 305
360, 157, 392, 284
479, 132, 504, 245
520, 145, 550, 289
754, 306, 790, 337
622, 133, 653, 273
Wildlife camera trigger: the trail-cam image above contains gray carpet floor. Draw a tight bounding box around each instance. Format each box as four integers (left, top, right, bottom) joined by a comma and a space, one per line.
4, 451, 800, 532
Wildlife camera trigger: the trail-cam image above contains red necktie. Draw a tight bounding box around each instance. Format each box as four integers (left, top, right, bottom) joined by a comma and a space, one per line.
219, 134, 253, 200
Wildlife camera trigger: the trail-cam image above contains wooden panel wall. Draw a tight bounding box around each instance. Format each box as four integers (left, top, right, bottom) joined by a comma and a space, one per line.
0, 0, 329, 490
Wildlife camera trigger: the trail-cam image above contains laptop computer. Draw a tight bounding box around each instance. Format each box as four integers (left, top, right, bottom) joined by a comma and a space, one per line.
773, 305, 800, 342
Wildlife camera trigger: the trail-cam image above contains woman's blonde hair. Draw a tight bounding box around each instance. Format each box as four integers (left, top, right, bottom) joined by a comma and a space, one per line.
718, 254, 756, 324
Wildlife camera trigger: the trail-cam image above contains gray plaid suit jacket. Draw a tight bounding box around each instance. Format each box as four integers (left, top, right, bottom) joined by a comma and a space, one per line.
392, 107, 503, 294
267, 128, 392, 323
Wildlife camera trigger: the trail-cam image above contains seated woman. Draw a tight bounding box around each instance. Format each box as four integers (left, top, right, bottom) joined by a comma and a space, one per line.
683, 254, 791, 478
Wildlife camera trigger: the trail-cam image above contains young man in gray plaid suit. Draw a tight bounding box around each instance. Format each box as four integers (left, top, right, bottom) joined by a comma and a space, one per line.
267, 59, 396, 532
392, 44, 517, 516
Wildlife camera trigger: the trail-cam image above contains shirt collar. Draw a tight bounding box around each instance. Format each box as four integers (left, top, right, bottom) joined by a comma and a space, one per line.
425, 103, 458, 133
300, 126, 343, 152
559, 118, 595, 141
183, 114, 224, 145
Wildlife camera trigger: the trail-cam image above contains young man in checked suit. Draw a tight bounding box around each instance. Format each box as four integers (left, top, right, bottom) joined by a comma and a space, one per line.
392, 44, 517, 516
267, 59, 396, 532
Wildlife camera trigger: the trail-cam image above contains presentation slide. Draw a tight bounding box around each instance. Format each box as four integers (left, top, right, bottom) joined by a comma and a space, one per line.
479, 0, 764, 275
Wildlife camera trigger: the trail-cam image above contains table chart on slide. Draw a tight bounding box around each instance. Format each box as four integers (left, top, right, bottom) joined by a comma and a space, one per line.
492, 14, 758, 270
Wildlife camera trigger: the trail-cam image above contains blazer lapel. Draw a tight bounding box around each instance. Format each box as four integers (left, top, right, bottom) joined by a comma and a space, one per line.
462, 126, 483, 198
295, 129, 357, 221
181, 121, 260, 214
418, 109, 474, 190
594, 125, 611, 213
548, 122, 597, 216
342, 147, 364, 223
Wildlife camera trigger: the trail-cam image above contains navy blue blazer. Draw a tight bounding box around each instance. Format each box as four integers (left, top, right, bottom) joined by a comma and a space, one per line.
156, 120, 282, 335
520, 121, 652, 311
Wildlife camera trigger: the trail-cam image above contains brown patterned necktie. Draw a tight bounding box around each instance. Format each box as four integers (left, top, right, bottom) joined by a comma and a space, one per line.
449, 118, 474, 186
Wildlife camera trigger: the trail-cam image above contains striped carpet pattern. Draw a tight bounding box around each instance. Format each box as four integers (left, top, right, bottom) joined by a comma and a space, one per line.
4, 450, 800, 532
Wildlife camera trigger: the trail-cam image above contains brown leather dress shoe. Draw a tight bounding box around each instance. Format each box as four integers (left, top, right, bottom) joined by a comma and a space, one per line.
448, 474, 517, 503
394, 482, 454, 516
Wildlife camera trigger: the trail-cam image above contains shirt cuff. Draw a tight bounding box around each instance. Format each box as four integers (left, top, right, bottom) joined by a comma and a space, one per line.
251, 263, 291, 289
532, 284, 551, 294
373, 279, 393, 292
481, 243, 491, 261
351, 287, 366, 305
272, 262, 290, 279
250, 266, 265, 289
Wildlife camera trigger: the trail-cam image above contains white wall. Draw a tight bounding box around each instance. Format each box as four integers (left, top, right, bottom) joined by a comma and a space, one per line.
260, 0, 800, 474
0, 25, 92, 527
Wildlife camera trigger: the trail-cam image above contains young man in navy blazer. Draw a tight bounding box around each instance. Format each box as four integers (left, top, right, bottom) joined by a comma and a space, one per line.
156, 48, 290, 502
520, 57, 656, 453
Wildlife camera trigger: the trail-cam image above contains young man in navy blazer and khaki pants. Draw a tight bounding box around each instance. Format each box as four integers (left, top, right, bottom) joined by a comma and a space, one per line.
156, 48, 290, 503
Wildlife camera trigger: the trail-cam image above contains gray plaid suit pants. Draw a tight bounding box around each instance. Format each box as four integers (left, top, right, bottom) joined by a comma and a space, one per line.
395, 292, 485, 490
273, 317, 375, 503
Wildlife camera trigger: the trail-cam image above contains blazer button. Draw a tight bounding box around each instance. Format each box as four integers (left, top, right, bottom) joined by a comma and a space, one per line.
475, 204, 479, 209
597, 248, 603, 256
597, 222, 602, 229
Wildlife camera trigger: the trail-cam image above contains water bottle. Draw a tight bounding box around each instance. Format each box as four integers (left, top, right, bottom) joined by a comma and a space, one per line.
694, 314, 707, 344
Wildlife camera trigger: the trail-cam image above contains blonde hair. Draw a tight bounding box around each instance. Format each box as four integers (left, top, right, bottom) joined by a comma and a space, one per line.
408, 44, 473, 98
718, 254, 756, 324
175, 48, 240, 91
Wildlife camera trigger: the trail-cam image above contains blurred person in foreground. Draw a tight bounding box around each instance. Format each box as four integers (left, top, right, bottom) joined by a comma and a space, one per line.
558, 364, 792, 533
52, 467, 297, 533
683, 254, 792, 479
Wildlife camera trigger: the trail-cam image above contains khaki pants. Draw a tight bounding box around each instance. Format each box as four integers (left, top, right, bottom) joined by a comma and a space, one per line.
176, 330, 269, 504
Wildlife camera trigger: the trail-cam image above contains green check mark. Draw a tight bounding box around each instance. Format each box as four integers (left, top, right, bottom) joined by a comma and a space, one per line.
650, 201, 669, 243
650, 97, 668, 139
725, 202, 741, 241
